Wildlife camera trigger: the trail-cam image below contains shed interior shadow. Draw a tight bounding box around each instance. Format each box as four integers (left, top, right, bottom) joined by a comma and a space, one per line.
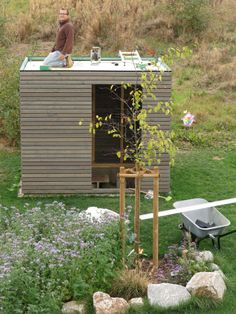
92, 84, 142, 189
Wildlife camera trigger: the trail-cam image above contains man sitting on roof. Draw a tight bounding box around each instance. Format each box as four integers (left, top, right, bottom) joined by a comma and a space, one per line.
43, 8, 74, 68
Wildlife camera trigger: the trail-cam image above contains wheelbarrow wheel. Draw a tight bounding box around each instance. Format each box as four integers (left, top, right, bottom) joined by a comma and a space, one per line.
178, 223, 184, 230
194, 237, 201, 249
178, 224, 197, 243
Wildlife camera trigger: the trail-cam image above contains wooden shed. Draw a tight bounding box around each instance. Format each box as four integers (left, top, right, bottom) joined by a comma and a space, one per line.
20, 56, 172, 195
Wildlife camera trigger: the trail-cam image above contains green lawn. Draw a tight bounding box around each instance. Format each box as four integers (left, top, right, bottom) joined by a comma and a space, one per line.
1, 1, 236, 312
1, 147, 236, 313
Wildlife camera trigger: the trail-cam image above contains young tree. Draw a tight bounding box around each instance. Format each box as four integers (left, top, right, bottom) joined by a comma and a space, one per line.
84, 47, 191, 265
91, 66, 173, 265
90, 47, 191, 167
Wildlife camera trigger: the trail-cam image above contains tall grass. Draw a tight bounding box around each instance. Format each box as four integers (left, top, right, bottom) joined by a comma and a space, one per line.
0, 0, 235, 146
4, 0, 157, 51
0, 50, 20, 146
1, 0, 235, 50
189, 46, 236, 91
3, 0, 235, 50
1, 0, 235, 53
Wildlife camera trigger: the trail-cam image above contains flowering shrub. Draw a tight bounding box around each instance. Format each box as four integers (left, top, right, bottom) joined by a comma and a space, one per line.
155, 241, 211, 286
0, 201, 121, 313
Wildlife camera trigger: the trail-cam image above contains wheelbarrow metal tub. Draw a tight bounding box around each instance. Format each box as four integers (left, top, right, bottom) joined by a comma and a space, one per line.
173, 198, 231, 239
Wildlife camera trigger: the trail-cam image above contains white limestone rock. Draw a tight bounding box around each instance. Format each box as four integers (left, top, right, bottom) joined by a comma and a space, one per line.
194, 250, 214, 263
214, 269, 227, 280
195, 251, 214, 263
128, 297, 144, 305
62, 301, 85, 314
147, 283, 191, 308
209, 263, 227, 280
186, 271, 226, 300
210, 263, 220, 271
82, 207, 119, 223
93, 291, 128, 314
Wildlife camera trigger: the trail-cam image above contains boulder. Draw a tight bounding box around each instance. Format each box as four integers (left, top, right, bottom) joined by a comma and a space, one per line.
210, 263, 227, 280
194, 250, 214, 263
214, 270, 227, 280
93, 292, 128, 314
186, 272, 226, 300
83, 207, 119, 223
128, 297, 144, 305
62, 301, 85, 314
147, 283, 191, 308
210, 263, 220, 271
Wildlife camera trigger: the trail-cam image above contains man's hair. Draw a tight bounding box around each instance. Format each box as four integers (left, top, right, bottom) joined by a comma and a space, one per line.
60, 8, 69, 15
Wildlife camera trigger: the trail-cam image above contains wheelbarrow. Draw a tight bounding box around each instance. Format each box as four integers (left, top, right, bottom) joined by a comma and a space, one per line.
173, 198, 236, 249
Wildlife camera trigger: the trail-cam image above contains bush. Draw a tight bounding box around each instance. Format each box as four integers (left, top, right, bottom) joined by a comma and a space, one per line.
167, 0, 210, 38
155, 242, 212, 286
0, 202, 121, 312
173, 128, 207, 147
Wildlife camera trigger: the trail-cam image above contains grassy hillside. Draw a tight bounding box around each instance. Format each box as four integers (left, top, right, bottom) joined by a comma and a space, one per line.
0, 0, 236, 146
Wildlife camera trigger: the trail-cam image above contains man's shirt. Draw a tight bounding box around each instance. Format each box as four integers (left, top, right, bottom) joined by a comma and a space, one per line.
52, 20, 74, 55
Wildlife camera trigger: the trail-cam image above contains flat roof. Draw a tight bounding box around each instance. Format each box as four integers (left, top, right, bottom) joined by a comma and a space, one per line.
20, 57, 171, 72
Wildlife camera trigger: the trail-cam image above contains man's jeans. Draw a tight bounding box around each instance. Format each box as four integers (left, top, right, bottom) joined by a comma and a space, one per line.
43, 51, 66, 67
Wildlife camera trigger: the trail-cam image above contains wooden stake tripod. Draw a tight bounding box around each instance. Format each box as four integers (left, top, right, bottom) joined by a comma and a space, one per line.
119, 166, 159, 266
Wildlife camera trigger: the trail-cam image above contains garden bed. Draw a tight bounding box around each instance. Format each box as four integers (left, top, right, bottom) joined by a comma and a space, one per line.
0, 148, 236, 313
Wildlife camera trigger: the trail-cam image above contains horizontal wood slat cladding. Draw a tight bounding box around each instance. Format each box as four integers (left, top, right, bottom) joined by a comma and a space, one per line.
21, 140, 91, 145
21, 110, 89, 114
21, 87, 92, 92
23, 169, 93, 174
21, 118, 89, 122
21, 102, 91, 105
21, 189, 94, 194
22, 161, 91, 166
20, 69, 171, 194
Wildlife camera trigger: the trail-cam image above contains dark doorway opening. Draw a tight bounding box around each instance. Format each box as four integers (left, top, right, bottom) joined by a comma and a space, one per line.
92, 84, 142, 189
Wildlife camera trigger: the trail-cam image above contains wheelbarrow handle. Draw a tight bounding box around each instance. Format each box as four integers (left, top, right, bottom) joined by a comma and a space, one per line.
214, 229, 236, 250
219, 229, 236, 238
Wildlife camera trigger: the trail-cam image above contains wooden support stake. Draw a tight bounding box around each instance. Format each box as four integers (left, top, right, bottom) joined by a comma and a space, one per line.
119, 167, 126, 264
153, 166, 159, 267
134, 164, 141, 255
119, 166, 160, 266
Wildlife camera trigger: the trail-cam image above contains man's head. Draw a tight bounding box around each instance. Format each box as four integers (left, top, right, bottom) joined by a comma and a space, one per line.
58, 8, 69, 23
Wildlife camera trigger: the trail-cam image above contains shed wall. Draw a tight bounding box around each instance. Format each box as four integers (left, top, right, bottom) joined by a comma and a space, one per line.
20, 70, 171, 194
